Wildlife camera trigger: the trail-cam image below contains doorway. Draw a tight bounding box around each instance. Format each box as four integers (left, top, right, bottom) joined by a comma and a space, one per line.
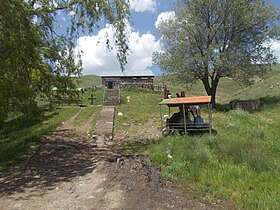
107, 81, 113, 89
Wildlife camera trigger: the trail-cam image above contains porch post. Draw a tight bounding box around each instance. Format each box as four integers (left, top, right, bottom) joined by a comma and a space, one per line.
160, 105, 163, 136
208, 103, 212, 135
183, 104, 187, 135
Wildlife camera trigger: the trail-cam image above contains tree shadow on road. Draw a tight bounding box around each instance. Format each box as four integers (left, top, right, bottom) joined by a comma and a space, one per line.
0, 129, 96, 197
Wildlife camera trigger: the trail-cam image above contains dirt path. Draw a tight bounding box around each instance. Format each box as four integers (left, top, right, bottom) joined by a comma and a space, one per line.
0, 111, 230, 210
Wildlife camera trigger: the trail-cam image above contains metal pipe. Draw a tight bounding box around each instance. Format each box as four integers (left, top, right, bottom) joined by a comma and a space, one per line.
183, 104, 187, 135
160, 105, 163, 136
168, 106, 170, 117
208, 103, 212, 135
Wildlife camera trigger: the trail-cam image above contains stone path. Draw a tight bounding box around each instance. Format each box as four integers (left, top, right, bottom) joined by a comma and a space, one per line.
93, 88, 120, 144
93, 106, 116, 145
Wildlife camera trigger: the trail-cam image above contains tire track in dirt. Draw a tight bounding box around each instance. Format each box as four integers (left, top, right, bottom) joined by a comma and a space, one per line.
79, 112, 95, 136
0, 108, 234, 209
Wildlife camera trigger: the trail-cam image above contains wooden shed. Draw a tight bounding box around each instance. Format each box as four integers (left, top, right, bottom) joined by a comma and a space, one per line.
100, 70, 154, 90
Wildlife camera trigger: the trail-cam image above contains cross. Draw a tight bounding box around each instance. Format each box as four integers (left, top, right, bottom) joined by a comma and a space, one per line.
88, 94, 96, 105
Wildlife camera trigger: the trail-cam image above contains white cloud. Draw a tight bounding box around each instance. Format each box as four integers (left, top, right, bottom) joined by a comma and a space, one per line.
75, 24, 160, 75
271, 40, 280, 62
129, 0, 156, 13
155, 11, 175, 29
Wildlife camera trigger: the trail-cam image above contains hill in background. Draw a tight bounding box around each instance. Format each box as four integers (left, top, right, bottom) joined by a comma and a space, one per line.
156, 64, 280, 104
74, 64, 280, 105
73, 74, 102, 88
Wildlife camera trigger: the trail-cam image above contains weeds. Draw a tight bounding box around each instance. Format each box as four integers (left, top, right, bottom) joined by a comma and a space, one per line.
149, 109, 280, 209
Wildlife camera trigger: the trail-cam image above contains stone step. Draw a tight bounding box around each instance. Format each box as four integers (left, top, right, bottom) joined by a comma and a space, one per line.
104, 88, 120, 105
94, 106, 115, 137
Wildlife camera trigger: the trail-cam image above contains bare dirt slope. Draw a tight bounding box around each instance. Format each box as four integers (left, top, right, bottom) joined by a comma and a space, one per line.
0, 111, 231, 210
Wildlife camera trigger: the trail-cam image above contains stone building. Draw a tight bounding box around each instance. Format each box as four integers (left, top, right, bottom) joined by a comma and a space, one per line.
100, 70, 154, 90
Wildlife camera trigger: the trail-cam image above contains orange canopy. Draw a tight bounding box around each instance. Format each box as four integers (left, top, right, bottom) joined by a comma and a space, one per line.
159, 96, 212, 106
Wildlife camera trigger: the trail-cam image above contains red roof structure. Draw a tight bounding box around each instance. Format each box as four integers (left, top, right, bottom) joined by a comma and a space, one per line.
159, 96, 212, 106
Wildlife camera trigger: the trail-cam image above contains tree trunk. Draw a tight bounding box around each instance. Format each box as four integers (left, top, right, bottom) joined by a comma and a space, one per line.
210, 90, 217, 108
201, 76, 219, 108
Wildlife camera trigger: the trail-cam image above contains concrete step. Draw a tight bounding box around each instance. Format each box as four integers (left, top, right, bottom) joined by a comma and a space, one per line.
94, 106, 116, 137
104, 103, 119, 106
106, 94, 119, 97
104, 88, 120, 105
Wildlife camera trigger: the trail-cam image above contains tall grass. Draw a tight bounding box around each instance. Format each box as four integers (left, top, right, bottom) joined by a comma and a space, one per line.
149, 108, 280, 209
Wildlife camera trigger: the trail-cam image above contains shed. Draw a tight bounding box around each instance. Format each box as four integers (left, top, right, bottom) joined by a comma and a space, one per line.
100, 69, 154, 89
159, 96, 213, 135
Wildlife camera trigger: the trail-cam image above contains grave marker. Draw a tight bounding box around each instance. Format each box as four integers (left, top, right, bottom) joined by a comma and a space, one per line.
88, 94, 96, 105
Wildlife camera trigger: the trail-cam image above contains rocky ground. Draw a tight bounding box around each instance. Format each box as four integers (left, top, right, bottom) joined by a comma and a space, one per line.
0, 111, 232, 210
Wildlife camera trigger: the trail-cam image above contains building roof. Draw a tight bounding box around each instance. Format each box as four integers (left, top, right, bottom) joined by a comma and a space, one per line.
100, 69, 154, 77
159, 96, 212, 106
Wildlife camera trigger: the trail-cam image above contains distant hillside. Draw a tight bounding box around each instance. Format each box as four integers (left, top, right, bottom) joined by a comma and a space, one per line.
72, 74, 101, 88
155, 64, 280, 104
154, 74, 242, 102
223, 64, 280, 103
73, 65, 280, 103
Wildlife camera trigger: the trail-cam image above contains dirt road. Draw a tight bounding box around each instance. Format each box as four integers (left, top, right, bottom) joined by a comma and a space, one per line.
0, 111, 230, 210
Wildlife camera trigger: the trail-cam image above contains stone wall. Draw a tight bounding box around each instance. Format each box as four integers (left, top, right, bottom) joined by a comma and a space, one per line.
230, 99, 261, 112
101, 76, 154, 90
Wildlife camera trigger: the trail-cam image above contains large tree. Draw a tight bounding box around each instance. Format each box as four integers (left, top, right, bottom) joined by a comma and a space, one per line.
154, 0, 280, 107
0, 0, 129, 122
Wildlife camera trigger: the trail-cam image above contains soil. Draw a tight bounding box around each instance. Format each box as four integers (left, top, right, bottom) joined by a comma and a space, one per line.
0, 111, 234, 210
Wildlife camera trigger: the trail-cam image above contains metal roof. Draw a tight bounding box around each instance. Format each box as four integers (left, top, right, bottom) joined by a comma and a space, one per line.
159, 96, 212, 106
99, 69, 154, 77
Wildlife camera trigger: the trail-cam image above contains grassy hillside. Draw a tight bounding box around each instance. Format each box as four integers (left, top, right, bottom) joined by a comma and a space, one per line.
72, 74, 102, 88
154, 74, 243, 102
156, 65, 280, 104
223, 65, 280, 103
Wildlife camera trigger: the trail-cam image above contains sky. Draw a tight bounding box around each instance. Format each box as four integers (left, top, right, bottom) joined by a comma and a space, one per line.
58, 0, 280, 76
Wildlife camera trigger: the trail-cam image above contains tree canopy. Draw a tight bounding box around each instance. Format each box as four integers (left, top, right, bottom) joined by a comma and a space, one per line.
153, 0, 280, 106
0, 0, 130, 122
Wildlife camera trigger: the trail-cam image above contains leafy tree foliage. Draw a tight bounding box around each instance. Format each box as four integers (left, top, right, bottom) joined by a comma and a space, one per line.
0, 0, 129, 122
154, 0, 280, 106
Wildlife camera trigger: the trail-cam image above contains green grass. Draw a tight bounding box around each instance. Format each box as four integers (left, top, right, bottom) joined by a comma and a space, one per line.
1, 63, 279, 208
154, 74, 208, 97
73, 106, 102, 134
89, 106, 102, 134
220, 65, 280, 104
148, 107, 280, 209
74, 107, 95, 127
0, 103, 103, 172
72, 74, 101, 88
0, 107, 79, 171
115, 69, 280, 209
115, 88, 162, 127
79, 88, 104, 106
155, 65, 280, 105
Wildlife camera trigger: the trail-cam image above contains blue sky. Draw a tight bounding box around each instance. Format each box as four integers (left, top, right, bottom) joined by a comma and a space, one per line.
65, 0, 280, 76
